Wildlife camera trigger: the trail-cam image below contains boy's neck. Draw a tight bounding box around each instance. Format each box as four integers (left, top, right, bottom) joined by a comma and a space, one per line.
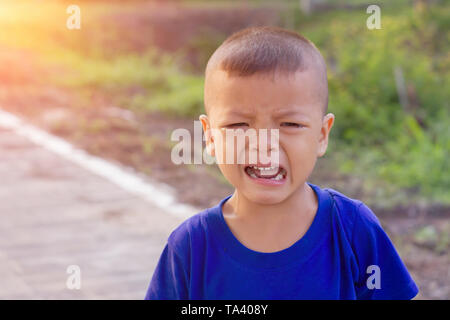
222, 182, 318, 225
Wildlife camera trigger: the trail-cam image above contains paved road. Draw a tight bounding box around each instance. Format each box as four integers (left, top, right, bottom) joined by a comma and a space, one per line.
0, 125, 185, 299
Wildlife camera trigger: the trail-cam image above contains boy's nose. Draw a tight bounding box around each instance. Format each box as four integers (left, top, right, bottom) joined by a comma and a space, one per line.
248, 129, 280, 165
249, 128, 279, 150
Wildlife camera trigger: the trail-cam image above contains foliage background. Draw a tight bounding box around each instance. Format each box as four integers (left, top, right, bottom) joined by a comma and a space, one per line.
0, 0, 448, 299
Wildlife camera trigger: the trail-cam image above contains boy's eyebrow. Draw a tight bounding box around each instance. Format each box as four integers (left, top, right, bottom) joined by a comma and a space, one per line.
273, 108, 311, 119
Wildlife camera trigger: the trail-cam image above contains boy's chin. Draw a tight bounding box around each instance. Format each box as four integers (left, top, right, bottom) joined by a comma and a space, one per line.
243, 190, 289, 206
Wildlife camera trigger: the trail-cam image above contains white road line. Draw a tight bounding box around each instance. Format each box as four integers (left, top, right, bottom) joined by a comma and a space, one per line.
0, 108, 200, 219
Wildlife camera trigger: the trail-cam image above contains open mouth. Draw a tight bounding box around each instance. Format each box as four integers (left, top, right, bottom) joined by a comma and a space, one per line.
244, 165, 287, 181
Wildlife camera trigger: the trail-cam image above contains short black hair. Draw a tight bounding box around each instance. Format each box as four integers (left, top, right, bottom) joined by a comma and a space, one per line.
205, 26, 328, 114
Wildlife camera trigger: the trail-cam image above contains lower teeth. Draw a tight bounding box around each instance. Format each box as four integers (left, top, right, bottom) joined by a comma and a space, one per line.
248, 169, 284, 180
272, 173, 283, 180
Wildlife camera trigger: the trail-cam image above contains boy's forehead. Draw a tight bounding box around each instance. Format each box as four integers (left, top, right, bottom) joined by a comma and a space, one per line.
204, 68, 325, 121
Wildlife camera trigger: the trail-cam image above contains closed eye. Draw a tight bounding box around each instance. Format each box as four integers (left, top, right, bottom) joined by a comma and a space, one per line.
227, 123, 249, 128
281, 122, 304, 128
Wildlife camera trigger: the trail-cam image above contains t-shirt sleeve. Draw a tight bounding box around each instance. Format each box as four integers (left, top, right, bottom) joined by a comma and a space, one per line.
144, 242, 189, 300
351, 203, 419, 300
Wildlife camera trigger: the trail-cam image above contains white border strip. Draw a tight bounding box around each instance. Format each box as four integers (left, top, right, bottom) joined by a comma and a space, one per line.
0, 108, 200, 219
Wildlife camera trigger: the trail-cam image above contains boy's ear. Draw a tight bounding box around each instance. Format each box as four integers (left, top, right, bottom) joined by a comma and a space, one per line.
199, 114, 215, 157
317, 113, 335, 158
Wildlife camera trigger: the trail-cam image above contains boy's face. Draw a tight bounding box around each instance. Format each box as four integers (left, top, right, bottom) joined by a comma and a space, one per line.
200, 68, 334, 205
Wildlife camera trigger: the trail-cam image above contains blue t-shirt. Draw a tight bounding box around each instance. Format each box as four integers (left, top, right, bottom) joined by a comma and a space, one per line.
145, 183, 419, 300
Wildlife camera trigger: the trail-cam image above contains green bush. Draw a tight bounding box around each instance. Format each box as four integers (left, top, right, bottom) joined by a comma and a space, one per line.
299, 3, 449, 205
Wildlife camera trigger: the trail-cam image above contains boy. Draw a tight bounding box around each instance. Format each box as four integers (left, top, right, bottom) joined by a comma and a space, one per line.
145, 26, 419, 299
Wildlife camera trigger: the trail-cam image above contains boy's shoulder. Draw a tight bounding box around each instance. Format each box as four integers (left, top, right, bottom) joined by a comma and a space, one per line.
165, 205, 214, 254
324, 186, 384, 241
326, 187, 381, 222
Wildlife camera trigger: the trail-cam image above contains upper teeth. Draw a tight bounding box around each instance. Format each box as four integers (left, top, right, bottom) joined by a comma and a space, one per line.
251, 166, 277, 171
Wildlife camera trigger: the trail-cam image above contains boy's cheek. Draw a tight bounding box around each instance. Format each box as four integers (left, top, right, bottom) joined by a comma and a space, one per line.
288, 146, 319, 175
213, 140, 247, 165
216, 164, 244, 188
